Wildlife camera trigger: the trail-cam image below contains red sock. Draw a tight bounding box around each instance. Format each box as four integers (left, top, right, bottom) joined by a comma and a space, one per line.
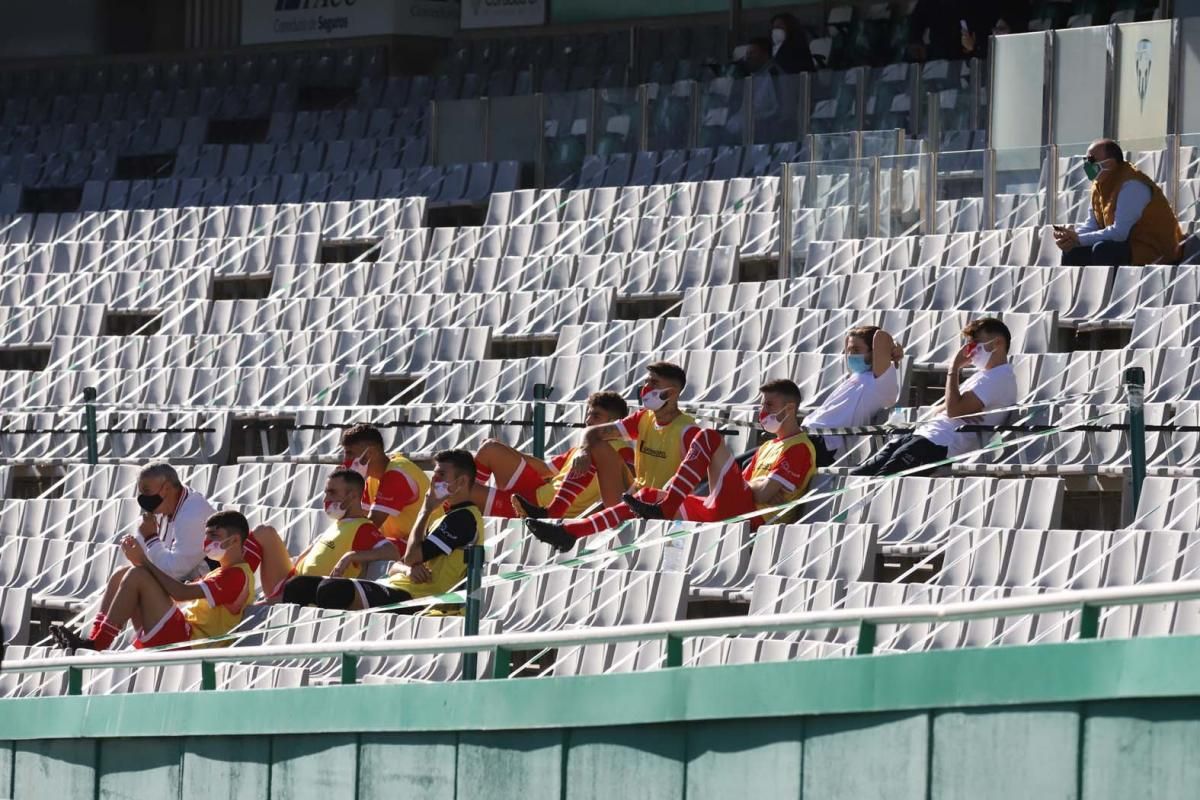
91, 620, 120, 651
561, 503, 636, 539
657, 428, 722, 518
546, 465, 596, 517
87, 612, 109, 641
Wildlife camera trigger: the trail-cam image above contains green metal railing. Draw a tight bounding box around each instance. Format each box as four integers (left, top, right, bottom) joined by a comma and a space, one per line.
8, 580, 1200, 694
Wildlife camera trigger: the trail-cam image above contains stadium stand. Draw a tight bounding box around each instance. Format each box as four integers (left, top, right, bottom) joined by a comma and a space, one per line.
0, 0, 1195, 706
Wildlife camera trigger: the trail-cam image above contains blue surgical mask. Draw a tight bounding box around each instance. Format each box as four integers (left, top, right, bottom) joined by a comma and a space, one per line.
846, 354, 871, 374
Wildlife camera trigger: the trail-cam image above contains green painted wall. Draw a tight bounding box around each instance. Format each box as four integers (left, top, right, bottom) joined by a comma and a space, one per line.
5, 636, 1200, 798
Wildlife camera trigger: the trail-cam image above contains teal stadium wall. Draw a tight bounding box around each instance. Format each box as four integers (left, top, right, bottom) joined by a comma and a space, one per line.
4, 635, 1200, 798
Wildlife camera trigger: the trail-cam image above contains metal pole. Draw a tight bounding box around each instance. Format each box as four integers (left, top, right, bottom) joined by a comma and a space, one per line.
780, 161, 794, 279
532, 383, 551, 461
83, 386, 98, 466
1125, 367, 1147, 514
461, 544, 484, 681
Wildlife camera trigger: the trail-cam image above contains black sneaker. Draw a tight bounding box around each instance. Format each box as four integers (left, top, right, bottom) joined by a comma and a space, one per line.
512, 493, 548, 519
621, 491, 665, 520
50, 624, 95, 651
524, 518, 576, 553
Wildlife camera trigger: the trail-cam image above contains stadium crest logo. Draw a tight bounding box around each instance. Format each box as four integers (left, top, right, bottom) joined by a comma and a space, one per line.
1136, 38, 1152, 113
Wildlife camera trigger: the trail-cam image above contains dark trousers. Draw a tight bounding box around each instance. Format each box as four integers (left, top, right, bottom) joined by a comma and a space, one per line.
809, 435, 837, 468
852, 434, 948, 477
1061, 239, 1132, 267
281, 575, 413, 611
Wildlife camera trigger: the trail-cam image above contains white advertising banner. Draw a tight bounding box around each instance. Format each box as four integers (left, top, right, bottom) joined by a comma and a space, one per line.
242, 0, 459, 44
1113, 20, 1173, 144
460, 0, 546, 30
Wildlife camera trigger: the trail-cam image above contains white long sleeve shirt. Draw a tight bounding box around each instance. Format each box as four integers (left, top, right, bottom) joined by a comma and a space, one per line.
1077, 180, 1151, 246
140, 486, 214, 580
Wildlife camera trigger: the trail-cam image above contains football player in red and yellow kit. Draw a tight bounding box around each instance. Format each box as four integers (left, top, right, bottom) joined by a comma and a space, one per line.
51, 510, 257, 651
525, 362, 707, 551
468, 391, 634, 519
622, 378, 816, 529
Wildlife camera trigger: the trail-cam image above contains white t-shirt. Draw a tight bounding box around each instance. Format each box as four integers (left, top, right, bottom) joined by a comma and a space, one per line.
141, 486, 215, 581
802, 365, 901, 452
915, 363, 1018, 456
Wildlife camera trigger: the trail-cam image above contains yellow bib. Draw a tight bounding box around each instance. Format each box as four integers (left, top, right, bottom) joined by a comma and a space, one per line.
632, 411, 697, 490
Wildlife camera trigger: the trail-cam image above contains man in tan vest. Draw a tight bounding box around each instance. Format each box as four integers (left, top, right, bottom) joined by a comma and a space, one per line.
1053, 138, 1182, 266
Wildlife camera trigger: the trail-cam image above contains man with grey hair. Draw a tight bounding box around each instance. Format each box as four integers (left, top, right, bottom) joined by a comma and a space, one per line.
131, 461, 214, 580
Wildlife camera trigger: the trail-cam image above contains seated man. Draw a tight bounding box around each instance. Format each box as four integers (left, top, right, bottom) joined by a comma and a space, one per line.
310, 450, 483, 612
469, 391, 634, 518
623, 378, 817, 528
1053, 138, 1182, 267
802, 325, 903, 466
853, 317, 1017, 476
51, 510, 256, 651
524, 361, 703, 552
250, 469, 400, 604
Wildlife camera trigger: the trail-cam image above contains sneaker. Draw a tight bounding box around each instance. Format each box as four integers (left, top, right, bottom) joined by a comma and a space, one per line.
524, 518, 576, 553
621, 492, 665, 520
512, 493, 548, 519
49, 624, 95, 651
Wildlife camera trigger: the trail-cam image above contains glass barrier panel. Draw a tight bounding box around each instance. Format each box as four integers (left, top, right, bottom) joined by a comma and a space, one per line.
434, 99, 486, 166
862, 129, 905, 158
809, 68, 860, 135
992, 145, 1050, 230
542, 90, 593, 189
1051, 26, 1108, 146
863, 63, 917, 135
1176, 133, 1200, 232
489, 95, 541, 164
1181, 18, 1200, 136
876, 153, 928, 238
646, 80, 695, 152
788, 157, 876, 266
697, 76, 746, 149
811, 132, 856, 161
751, 72, 805, 145
1113, 20, 1172, 145
935, 148, 986, 233
596, 87, 642, 156
990, 31, 1047, 150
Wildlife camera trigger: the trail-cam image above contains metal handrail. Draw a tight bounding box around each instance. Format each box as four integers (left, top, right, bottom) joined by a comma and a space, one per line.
7, 579, 1200, 691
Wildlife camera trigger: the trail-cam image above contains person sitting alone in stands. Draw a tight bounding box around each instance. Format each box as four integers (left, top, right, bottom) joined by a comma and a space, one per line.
622, 378, 817, 528
248, 469, 400, 604
853, 317, 1017, 476
1053, 138, 1183, 266
468, 391, 634, 519
51, 510, 256, 651
524, 361, 704, 552
309, 450, 484, 612
802, 325, 903, 467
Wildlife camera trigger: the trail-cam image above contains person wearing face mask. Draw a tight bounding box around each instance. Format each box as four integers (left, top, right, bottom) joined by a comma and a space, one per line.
853, 317, 1017, 477
126, 461, 216, 581
50, 511, 255, 651
622, 379, 816, 528
802, 325, 903, 467
310, 450, 483, 612
468, 391, 635, 519
769, 12, 815, 74
1053, 138, 1182, 267
339, 424, 430, 547
246, 469, 400, 606
524, 361, 702, 552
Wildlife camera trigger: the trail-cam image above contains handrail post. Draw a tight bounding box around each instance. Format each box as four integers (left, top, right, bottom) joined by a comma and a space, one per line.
855, 620, 877, 655
201, 660, 217, 690
83, 386, 98, 465
340, 653, 358, 685
665, 634, 684, 668
461, 544, 485, 681
1125, 367, 1147, 513
532, 383, 551, 461
1077, 603, 1101, 640
67, 666, 83, 696
780, 161, 794, 279
491, 646, 512, 679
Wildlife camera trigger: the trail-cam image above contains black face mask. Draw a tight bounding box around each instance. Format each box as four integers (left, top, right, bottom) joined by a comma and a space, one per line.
137, 493, 164, 513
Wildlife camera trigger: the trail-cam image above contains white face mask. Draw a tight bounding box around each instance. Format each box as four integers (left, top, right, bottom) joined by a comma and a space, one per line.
970, 342, 993, 370
759, 408, 786, 434
324, 501, 347, 521
771, 28, 786, 46
204, 538, 228, 560
433, 481, 451, 500
641, 387, 669, 412
347, 452, 370, 478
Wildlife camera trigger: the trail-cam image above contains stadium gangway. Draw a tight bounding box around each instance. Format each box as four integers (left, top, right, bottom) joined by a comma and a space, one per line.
7, 579, 1200, 690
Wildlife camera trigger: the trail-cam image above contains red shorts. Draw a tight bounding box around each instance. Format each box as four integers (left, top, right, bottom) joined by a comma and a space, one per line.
676, 459, 758, 525
486, 459, 551, 518
134, 606, 192, 649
